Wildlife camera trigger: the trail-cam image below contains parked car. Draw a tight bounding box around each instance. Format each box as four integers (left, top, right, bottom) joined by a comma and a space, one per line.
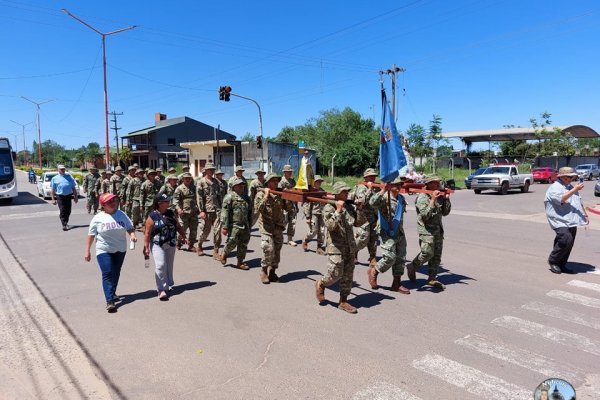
37, 171, 80, 199
595, 180, 600, 197
464, 167, 488, 189
532, 167, 558, 183
575, 164, 600, 181
471, 164, 533, 195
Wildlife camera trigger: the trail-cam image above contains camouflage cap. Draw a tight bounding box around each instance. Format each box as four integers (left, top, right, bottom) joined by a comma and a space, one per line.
105, 170, 113, 175
231, 177, 245, 187
392, 175, 408, 184
114, 166, 123, 172
332, 181, 350, 194
100, 170, 107, 175
235, 165, 245, 172
424, 175, 442, 183
127, 166, 136, 171
166, 174, 178, 180
135, 169, 144, 175
132, 163, 139, 168
255, 168, 266, 174
182, 165, 190, 170
282, 164, 293, 172
215, 169, 224, 175
363, 168, 378, 178
265, 173, 281, 183
314, 174, 324, 182
147, 169, 156, 175
181, 172, 193, 178
167, 167, 177, 173
204, 162, 216, 170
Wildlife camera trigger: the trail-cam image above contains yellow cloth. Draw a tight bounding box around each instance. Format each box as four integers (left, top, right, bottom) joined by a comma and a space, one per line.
295, 157, 314, 189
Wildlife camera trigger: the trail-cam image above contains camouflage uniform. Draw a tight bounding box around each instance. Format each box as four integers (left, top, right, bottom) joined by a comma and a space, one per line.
278, 168, 297, 243
99, 172, 112, 194
354, 169, 379, 265
120, 169, 135, 216
302, 186, 325, 251
248, 173, 265, 225
174, 178, 199, 249
127, 173, 144, 228
155, 171, 165, 189
215, 175, 228, 199
158, 175, 178, 211
109, 169, 123, 202
220, 183, 252, 265
197, 174, 222, 255
140, 174, 158, 222
82, 170, 100, 214
228, 174, 248, 192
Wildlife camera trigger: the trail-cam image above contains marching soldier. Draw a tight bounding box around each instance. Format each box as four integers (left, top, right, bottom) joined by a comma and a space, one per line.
353, 168, 379, 268
120, 166, 136, 216
82, 166, 100, 214
254, 173, 294, 284
215, 169, 228, 199
218, 178, 252, 270
301, 175, 326, 255
140, 169, 158, 223
127, 169, 145, 229
100, 170, 112, 194
155, 168, 165, 189
196, 163, 221, 258
174, 172, 199, 251
315, 181, 360, 314
109, 166, 123, 197
406, 176, 452, 290
178, 165, 190, 185
94, 170, 106, 196
367, 177, 411, 295
278, 164, 298, 246
158, 174, 179, 211
248, 169, 266, 204
228, 165, 248, 192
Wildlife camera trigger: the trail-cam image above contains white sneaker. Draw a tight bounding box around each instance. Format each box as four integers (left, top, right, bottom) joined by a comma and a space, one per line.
288, 240, 297, 247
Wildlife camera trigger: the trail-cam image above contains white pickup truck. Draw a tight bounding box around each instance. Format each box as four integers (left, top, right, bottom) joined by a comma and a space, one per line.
471, 165, 533, 195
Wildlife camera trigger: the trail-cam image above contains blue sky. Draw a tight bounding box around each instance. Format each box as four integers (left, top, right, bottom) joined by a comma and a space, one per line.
1, 0, 599, 153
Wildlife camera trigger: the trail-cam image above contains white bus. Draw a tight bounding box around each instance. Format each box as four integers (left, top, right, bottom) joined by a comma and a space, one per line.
0, 137, 18, 204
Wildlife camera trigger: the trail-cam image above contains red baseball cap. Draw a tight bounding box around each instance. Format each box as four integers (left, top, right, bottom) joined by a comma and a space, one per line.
99, 193, 118, 205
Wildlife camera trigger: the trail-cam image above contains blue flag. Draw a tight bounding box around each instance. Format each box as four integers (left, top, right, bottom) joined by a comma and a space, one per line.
379, 194, 404, 237
379, 91, 406, 182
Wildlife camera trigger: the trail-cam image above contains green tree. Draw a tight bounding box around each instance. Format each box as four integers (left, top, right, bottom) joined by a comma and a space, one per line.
531, 112, 576, 156
85, 142, 104, 167
404, 123, 432, 166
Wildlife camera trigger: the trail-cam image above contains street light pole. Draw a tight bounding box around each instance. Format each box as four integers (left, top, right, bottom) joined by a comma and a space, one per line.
229, 93, 264, 168
21, 97, 52, 168
62, 9, 136, 169
10, 119, 32, 165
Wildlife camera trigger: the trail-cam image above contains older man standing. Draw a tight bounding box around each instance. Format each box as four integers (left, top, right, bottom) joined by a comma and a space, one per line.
51, 164, 79, 231
544, 167, 588, 274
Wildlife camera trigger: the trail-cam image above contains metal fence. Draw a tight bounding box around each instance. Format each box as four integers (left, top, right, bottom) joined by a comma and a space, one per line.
434, 155, 600, 174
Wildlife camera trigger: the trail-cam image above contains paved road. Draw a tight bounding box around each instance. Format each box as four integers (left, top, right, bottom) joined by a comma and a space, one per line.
1, 171, 599, 399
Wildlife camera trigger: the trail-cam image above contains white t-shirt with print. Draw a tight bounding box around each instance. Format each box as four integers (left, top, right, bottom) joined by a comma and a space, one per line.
88, 210, 134, 254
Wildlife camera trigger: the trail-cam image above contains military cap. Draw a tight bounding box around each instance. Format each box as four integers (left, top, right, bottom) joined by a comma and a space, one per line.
424, 175, 442, 183
166, 174, 178, 180
215, 170, 224, 175
231, 177, 245, 187
105, 170, 113, 175
332, 181, 351, 194
167, 167, 177, 173
314, 175, 324, 182
145, 168, 150, 172
114, 166, 123, 172
282, 164, 293, 172
204, 162, 216, 170
135, 169, 145, 175
392, 175, 408, 184
100, 170, 107, 175
182, 165, 190, 170
255, 168, 266, 174
132, 163, 139, 168
90, 166, 98, 171
181, 172, 193, 178
235, 165, 245, 172
363, 168, 377, 178
147, 169, 157, 175
127, 166, 136, 171
265, 173, 281, 183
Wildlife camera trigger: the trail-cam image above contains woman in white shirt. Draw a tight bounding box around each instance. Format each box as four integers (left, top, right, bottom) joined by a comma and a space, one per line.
85, 192, 137, 312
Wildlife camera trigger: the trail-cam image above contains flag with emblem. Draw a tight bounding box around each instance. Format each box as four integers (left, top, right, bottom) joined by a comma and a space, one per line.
379, 90, 406, 182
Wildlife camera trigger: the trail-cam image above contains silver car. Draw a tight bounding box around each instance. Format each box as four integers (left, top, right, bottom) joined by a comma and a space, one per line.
575, 164, 600, 181
37, 171, 81, 199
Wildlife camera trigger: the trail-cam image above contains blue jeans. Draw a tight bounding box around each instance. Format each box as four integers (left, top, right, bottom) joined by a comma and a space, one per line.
96, 252, 126, 302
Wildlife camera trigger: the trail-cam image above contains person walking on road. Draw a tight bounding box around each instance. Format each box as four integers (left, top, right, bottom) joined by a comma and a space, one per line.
50, 164, 79, 231
301, 175, 326, 254
84, 192, 137, 312
278, 164, 298, 246
82, 166, 100, 214
544, 166, 588, 274
196, 163, 222, 258
144, 193, 187, 301
353, 168, 379, 267
406, 176, 451, 290
218, 178, 252, 270
174, 172, 199, 251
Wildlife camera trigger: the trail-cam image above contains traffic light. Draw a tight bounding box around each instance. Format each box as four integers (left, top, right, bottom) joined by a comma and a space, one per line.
224, 86, 231, 101
256, 135, 263, 149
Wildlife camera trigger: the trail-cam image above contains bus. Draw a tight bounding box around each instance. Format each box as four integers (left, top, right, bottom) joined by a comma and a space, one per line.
0, 137, 18, 204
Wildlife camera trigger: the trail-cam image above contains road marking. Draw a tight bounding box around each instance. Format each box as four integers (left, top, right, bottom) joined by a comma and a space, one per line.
546, 290, 600, 309
522, 301, 600, 330
587, 269, 600, 275
455, 334, 583, 385
0, 209, 88, 221
491, 316, 600, 356
568, 279, 600, 294
352, 382, 422, 400
412, 353, 530, 400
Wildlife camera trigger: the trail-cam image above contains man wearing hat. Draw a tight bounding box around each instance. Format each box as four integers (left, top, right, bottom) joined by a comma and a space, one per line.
109, 166, 124, 200
174, 172, 199, 251
100, 170, 112, 194
120, 166, 136, 216
278, 164, 298, 246
353, 168, 380, 268
155, 168, 165, 189
95, 170, 107, 197
249, 168, 266, 204
196, 162, 222, 257
301, 175, 326, 255
50, 164, 79, 231
367, 177, 411, 294
315, 181, 359, 314
215, 169, 228, 202
218, 177, 252, 269
158, 174, 179, 211
167, 166, 177, 175
127, 169, 145, 229
254, 173, 295, 284
82, 166, 100, 214
406, 175, 451, 290
228, 165, 248, 193
544, 166, 588, 274
141, 169, 159, 223
178, 165, 191, 185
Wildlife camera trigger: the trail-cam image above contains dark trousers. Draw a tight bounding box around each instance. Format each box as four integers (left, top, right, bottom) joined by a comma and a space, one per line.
57, 194, 73, 226
548, 226, 577, 267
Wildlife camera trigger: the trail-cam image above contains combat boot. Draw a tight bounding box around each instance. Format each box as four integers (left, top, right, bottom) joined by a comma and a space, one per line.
315, 279, 325, 303
218, 252, 227, 266
316, 247, 326, 256
196, 246, 205, 256
426, 275, 445, 290
406, 262, 417, 282
260, 267, 270, 284
237, 258, 249, 270
390, 276, 410, 295
288, 237, 297, 247
268, 268, 279, 282
367, 266, 379, 289
302, 239, 308, 251
368, 256, 377, 269
338, 295, 357, 314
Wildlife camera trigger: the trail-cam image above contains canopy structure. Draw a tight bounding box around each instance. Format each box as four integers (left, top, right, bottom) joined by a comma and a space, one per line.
441, 125, 598, 143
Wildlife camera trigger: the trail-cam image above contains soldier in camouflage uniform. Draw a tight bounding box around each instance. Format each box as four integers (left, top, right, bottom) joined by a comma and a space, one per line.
155, 168, 165, 189
174, 172, 199, 251
196, 163, 222, 258
406, 176, 451, 290
254, 173, 294, 284
120, 166, 136, 216
315, 181, 360, 314
248, 168, 266, 225
178, 165, 190, 185
127, 169, 145, 229
158, 174, 178, 211
228, 165, 248, 193
367, 177, 411, 295
218, 178, 252, 270
109, 166, 123, 201
100, 170, 112, 194
140, 169, 158, 224
278, 164, 298, 246
215, 170, 228, 200
301, 175, 326, 255
353, 168, 379, 268
94, 170, 106, 196
82, 166, 100, 214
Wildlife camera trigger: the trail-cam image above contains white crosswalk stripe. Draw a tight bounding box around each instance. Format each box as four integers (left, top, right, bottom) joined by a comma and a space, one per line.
352, 382, 422, 400
522, 301, 600, 330
455, 334, 583, 385
546, 290, 600, 309
587, 269, 600, 275
412, 353, 530, 400
491, 316, 600, 356
567, 279, 600, 294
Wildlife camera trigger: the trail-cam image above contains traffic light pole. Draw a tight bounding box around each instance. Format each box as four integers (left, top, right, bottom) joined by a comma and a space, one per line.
230, 93, 264, 168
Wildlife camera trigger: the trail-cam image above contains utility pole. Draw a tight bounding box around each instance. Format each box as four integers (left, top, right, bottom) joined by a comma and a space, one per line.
10, 119, 32, 165
21, 97, 52, 168
379, 64, 405, 118
62, 9, 136, 169
109, 111, 123, 164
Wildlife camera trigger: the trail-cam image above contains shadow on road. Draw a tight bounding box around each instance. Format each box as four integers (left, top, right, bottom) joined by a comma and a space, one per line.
413, 264, 475, 292
67, 224, 90, 230
278, 269, 321, 283
351, 289, 395, 309
6, 191, 48, 206
566, 261, 597, 273
118, 281, 216, 307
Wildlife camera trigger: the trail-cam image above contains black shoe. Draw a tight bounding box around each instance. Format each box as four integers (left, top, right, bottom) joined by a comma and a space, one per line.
62, 225, 68, 231
106, 301, 117, 313
560, 266, 576, 274
549, 263, 562, 274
